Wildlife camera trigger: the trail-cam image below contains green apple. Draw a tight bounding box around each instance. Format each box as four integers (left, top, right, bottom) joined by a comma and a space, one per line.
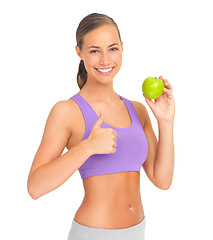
142, 76, 165, 99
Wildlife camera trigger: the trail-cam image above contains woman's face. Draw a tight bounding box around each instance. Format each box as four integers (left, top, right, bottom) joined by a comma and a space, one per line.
76, 24, 123, 84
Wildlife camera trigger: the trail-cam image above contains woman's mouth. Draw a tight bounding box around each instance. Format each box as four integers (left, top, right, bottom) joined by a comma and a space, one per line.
95, 67, 115, 75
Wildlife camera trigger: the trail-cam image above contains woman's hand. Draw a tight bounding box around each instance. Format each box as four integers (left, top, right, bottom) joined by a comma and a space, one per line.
87, 111, 117, 154
143, 76, 175, 122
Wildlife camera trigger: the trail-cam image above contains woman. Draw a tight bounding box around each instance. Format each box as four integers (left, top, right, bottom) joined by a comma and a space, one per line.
27, 13, 175, 240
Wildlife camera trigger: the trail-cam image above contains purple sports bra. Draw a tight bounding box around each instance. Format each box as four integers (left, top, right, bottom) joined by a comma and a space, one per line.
71, 93, 148, 180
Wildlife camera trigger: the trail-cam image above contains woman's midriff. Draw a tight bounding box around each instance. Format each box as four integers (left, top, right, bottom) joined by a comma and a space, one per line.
74, 171, 145, 229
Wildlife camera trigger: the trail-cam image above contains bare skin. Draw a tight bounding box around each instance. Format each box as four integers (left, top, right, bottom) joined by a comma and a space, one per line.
66, 91, 146, 229
27, 23, 175, 230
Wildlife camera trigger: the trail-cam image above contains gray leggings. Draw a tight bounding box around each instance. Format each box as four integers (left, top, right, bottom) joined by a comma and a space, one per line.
67, 217, 146, 240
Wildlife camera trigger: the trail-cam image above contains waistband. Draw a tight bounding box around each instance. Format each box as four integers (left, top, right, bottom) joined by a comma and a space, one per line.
68, 217, 146, 240
72, 216, 146, 232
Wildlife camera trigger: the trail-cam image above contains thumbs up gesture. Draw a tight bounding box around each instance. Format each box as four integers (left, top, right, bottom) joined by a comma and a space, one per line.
87, 111, 117, 154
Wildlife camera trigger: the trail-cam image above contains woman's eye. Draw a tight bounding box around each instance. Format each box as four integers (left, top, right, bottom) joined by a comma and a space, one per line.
90, 50, 99, 53
111, 48, 119, 51
90, 48, 119, 53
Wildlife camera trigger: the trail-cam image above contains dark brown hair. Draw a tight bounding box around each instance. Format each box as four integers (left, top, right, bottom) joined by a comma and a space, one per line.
76, 13, 122, 89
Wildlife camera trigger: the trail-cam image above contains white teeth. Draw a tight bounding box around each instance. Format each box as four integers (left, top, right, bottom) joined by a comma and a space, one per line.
97, 67, 113, 73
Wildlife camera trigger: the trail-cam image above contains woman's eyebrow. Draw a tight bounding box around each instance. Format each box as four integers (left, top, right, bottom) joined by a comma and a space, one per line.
87, 43, 119, 49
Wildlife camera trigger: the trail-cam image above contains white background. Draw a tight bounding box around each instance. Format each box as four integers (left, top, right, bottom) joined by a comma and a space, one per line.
1, 0, 212, 239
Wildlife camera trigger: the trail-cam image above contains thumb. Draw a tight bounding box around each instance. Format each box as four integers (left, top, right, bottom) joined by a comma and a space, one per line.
93, 111, 104, 128
143, 94, 155, 111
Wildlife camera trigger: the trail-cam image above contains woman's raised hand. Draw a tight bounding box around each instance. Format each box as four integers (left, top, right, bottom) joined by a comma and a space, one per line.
87, 111, 117, 154
143, 76, 175, 123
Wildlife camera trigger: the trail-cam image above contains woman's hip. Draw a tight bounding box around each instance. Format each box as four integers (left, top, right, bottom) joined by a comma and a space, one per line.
67, 216, 146, 240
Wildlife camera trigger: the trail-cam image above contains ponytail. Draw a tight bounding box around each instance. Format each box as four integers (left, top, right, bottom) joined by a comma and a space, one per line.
77, 60, 87, 89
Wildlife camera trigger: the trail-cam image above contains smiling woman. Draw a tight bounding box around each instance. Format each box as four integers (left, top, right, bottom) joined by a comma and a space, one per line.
27, 12, 175, 240
75, 14, 123, 89
75, 23, 123, 86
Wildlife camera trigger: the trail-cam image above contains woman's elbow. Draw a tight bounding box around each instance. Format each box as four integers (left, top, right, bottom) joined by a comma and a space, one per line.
27, 180, 41, 200
151, 176, 172, 190
157, 181, 172, 190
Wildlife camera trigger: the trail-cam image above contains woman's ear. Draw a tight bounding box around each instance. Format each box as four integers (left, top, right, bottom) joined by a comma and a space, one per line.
75, 45, 83, 60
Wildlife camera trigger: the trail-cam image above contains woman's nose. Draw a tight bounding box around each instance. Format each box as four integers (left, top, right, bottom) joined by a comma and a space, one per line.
99, 52, 110, 66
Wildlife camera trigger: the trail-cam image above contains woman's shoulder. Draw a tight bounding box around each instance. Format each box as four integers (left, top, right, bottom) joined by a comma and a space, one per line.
48, 97, 81, 132
130, 99, 147, 114
130, 100, 149, 128
51, 96, 80, 115
50, 98, 74, 116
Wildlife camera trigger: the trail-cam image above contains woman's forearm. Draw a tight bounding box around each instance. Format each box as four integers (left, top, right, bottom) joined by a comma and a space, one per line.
27, 139, 93, 200
153, 120, 174, 189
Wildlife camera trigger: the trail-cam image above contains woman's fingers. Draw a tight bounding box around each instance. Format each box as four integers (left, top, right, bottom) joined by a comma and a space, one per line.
159, 76, 172, 92
143, 94, 155, 110
164, 80, 172, 91
163, 87, 173, 100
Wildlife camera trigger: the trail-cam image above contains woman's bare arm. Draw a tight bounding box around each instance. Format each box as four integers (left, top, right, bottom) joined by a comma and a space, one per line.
131, 100, 174, 190
132, 76, 175, 190
27, 101, 93, 200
